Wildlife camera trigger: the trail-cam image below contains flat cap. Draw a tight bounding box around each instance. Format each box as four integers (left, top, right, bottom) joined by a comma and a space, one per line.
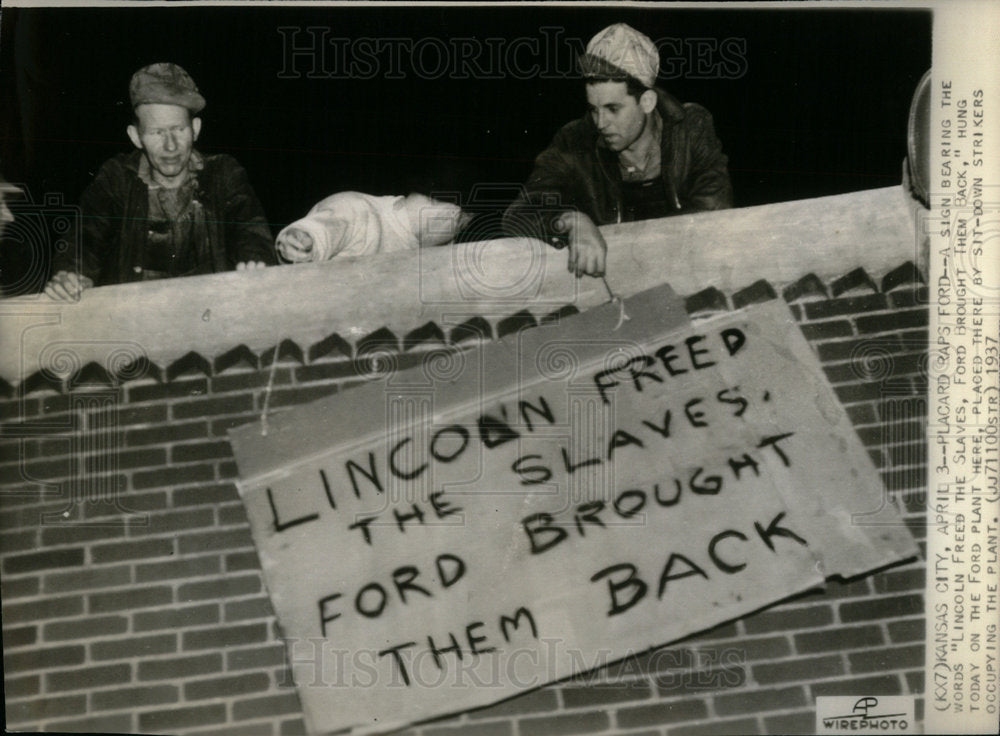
579, 23, 659, 89
129, 62, 206, 114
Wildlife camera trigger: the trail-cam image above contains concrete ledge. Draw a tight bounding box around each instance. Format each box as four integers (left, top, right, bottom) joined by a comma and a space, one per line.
0, 186, 916, 386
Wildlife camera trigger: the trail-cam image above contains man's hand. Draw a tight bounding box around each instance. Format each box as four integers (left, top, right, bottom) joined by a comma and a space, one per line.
44, 271, 94, 302
235, 260, 268, 271
555, 211, 607, 277
275, 227, 315, 263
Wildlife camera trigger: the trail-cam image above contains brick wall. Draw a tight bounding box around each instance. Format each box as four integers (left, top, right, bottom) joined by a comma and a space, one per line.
1, 261, 928, 735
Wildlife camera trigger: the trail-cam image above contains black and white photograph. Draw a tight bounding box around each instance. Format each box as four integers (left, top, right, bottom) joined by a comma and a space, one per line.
0, 1, 997, 735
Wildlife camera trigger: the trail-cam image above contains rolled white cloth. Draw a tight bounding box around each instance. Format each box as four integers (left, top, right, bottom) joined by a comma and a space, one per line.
277, 192, 419, 261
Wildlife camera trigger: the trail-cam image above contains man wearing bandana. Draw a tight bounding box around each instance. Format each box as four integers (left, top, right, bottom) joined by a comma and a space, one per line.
45, 63, 275, 300
503, 24, 732, 278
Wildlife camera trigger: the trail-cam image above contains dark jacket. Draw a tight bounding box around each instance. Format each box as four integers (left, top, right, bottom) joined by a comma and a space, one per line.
503, 89, 732, 243
56, 150, 276, 285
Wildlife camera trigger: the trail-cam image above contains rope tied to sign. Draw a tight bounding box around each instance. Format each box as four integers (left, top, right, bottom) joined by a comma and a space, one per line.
260, 349, 280, 436
255, 270, 626, 436
600, 275, 630, 329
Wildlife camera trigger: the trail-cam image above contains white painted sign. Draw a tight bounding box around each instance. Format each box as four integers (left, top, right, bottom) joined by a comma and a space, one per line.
230, 286, 917, 734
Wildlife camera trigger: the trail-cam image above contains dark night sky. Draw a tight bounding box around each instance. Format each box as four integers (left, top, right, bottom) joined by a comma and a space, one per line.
0, 4, 930, 287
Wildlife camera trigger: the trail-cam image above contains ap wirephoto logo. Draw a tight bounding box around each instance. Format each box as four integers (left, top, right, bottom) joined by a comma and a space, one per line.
816, 696, 916, 734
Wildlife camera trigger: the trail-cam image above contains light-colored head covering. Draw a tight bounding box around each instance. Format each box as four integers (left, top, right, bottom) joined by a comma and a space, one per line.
579, 23, 659, 88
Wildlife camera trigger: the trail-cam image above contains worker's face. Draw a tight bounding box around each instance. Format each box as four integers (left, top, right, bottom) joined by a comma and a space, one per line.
128, 104, 201, 186
586, 81, 649, 153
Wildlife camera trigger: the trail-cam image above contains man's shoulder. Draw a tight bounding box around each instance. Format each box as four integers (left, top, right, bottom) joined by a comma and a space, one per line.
83, 152, 142, 205
199, 152, 249, 175
93, 150, 142, 178
550, 113, 597, 151
653, 88, 716, 126
673, 103, 721, 145
679, 102, 715, 123
662, 91, 718, 136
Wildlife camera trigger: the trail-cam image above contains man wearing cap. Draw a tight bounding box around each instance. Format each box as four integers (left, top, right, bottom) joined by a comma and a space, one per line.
503, 24, 732, 277
45, 63, 275, 300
